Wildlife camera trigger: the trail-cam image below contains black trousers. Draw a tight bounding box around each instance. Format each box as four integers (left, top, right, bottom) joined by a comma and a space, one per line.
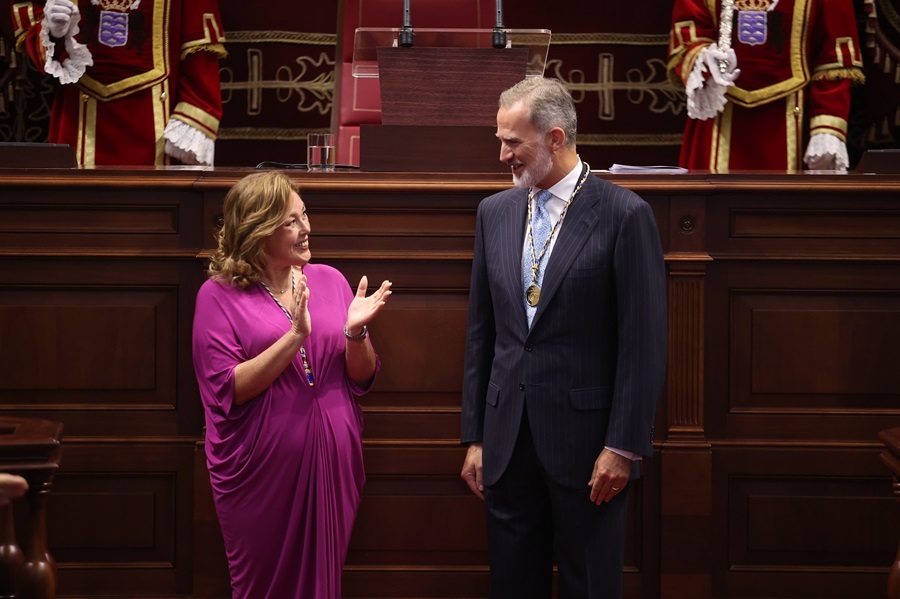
484, 414, 629, 599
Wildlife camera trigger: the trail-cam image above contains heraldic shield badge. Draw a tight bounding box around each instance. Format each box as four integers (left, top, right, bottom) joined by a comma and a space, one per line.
737, 10, 768, 46
94, 0, 140, 48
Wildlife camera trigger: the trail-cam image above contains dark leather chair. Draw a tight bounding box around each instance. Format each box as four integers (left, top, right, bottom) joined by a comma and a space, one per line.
0, 416, 64, 599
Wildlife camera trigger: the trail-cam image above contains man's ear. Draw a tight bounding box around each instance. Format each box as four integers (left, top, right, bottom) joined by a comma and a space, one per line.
548, 127, 566, 152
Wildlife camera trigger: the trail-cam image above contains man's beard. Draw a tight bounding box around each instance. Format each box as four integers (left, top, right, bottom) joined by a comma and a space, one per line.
511, 142, 553, 189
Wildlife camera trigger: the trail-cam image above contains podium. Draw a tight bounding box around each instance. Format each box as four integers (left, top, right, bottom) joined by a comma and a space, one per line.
352, 28, 551, 172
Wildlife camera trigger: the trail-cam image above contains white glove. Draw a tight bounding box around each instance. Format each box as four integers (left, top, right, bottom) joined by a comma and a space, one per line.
703, 44, 741, 87
43, 0, 79, 39
804, 133, 849, 172
685, 43, 740, 120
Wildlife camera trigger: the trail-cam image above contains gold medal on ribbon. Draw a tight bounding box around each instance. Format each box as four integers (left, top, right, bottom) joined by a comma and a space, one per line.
525, 284, 541, 307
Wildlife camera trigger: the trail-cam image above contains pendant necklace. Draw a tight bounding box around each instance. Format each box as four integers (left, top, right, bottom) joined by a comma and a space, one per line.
524, 162, 590, 308
259, 268, 315, 387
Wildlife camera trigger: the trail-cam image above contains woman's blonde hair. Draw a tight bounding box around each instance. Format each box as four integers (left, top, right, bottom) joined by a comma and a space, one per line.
207, 171, 300, 289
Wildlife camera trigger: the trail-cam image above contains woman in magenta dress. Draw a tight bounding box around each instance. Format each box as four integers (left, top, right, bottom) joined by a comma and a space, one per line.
191, 171, 392, 598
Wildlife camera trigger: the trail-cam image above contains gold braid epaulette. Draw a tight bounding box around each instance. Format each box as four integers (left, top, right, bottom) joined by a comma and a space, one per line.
812, 67, 866, 85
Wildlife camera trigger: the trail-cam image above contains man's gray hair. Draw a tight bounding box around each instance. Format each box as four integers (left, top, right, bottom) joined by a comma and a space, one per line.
499, 77, 577, 148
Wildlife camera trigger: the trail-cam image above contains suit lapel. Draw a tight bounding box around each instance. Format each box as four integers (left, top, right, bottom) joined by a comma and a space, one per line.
530, 179, 601, 327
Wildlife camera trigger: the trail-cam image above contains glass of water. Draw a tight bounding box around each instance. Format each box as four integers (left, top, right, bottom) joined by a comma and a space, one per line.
307, 133, 336, 171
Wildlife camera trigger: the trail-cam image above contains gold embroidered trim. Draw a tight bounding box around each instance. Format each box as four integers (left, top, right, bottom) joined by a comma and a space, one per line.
786, 91, 802, 171
12, 2, 36, 37
810, 114, 848, 133
672, 21, 698, 53
713, 102, 733, 173
182, 43, 227, 59
668, 43, 710, 86
171, 101, 220, 137
153, 81, 167, 165
810, 114, 848, 140
684, 44, 708, 78
224, 31, 336, 45
94, 0, 138, 13
735, 0, 774, 10
809, 126, 847, 142
180, 14, 226, 59
551, 33, 670, 46
576, 133, 684, 146
811, 67, 866, 84
831, 37, 864, 67
217, 127, 323, 141
80, 93, 97, 167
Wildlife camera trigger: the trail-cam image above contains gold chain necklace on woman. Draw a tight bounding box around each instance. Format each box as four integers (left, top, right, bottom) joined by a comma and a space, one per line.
524, 162, 590, 307
259, 268, 315, 387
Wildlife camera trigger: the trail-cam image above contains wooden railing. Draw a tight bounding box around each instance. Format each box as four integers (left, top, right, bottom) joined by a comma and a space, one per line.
0, 417, 63, 599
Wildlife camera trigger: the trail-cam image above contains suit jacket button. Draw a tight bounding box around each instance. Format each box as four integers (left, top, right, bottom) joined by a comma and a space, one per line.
524, 344, 533, 351
519, 383, 525, 391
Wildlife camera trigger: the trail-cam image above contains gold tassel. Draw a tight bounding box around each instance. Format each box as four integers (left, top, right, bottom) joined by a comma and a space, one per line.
812, 68, 866, 85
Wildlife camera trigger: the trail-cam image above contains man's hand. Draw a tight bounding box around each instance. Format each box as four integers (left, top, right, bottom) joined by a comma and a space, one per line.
460, 443, 484, 500
43, 0, 79, 39
0, 473, 28, 506
587, 448, 631, 505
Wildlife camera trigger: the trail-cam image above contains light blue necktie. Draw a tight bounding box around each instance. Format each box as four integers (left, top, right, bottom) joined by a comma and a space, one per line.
523, 189, 553, 326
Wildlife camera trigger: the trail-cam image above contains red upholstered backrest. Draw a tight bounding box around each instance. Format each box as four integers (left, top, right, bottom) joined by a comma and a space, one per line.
334, 0, 498, 165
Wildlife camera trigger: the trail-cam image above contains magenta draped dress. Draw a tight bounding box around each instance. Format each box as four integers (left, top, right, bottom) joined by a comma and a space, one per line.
192, 263, 377, 599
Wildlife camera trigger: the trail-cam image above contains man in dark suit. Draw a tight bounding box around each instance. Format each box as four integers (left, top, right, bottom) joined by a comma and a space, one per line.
459, 77, 667, 598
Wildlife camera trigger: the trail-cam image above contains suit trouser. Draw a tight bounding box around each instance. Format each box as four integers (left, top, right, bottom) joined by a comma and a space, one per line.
484, 413, 629, 599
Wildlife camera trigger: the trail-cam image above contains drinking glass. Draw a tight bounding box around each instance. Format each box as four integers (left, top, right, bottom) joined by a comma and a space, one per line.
307, 133, 336, 171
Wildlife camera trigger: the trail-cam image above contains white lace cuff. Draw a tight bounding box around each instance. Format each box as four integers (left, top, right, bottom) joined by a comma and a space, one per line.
40, 12, 92, 84
164, 118, 215, 166
803, 133, 849, 172
685, 46, 729, 120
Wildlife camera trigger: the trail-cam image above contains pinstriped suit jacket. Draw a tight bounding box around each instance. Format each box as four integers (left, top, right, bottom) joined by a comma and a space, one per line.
460, 174, 667, 489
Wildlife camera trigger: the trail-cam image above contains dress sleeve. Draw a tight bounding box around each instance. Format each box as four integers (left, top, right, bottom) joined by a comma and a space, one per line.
164, 0, 227, 165
192, 281, 249, 420
12, 0, 92, 84
667, 0, 717, 87
806, 0, 865, 143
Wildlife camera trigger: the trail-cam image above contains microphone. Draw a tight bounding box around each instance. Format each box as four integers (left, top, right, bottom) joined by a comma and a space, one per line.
399, 0, 414, 47
492, 0, 507, 48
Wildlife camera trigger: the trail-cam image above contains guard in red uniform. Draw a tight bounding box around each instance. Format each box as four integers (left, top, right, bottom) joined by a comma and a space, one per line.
667, 0, 865, 172
11, 0, 226, 166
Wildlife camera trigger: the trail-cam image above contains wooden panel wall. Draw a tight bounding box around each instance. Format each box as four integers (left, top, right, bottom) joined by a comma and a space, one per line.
701, 186, 900, 599
0, 171, 207, 596
0, 169, 898, 598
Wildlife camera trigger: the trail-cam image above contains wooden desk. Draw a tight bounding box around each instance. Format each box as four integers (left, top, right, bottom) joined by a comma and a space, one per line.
0, 168, 898, 598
